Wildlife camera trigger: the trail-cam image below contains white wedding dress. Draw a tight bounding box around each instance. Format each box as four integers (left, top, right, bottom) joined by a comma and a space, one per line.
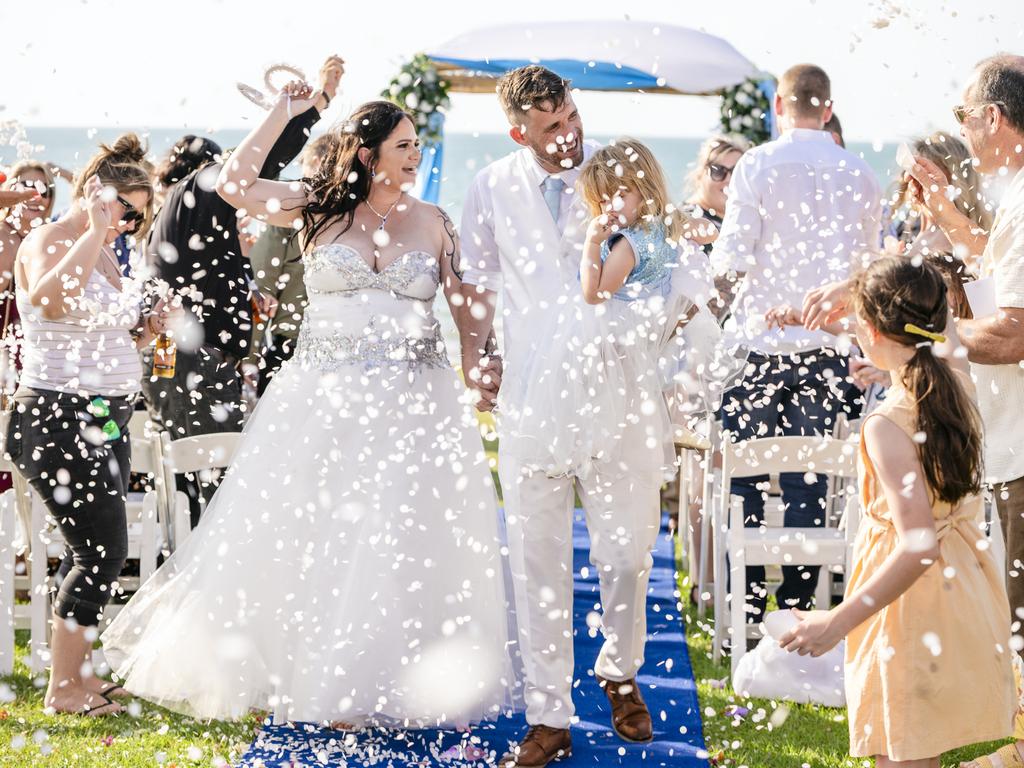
102, 244, 521, 726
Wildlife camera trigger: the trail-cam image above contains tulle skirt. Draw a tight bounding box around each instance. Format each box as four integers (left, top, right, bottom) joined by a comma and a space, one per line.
101, 356, 522, 726
502, 275, 745, 481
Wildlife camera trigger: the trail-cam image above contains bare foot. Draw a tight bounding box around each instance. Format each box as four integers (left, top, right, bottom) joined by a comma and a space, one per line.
328, 720, 356, 731
45, 685, 123, 717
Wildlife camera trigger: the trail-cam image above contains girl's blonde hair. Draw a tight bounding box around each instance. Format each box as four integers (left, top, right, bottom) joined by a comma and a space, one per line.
577, 138, 683, 241
894, 132, 992, 231
684, 133, 752, 195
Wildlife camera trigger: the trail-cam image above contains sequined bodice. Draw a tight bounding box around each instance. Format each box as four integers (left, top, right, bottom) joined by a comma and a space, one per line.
303, 243, 440, 300
288, 243, 449, 374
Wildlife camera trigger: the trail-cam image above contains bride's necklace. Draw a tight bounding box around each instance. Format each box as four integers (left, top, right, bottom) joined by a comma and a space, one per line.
365, 195, 402, 231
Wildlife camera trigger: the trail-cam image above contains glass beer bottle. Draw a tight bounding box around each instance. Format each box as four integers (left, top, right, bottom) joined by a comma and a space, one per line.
153, 332, 177, 378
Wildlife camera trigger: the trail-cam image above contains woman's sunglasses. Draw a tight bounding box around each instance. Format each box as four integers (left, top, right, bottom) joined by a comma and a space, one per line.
11, 180, 51, 199
707, 162, 735, 183
116, 195, 145, 229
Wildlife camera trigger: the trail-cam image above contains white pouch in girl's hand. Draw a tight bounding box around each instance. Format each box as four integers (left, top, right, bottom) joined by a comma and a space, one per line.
733, 612, 846, 707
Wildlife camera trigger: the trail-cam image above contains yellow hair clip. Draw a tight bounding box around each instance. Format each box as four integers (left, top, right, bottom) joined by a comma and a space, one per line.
904, 323, 946, 344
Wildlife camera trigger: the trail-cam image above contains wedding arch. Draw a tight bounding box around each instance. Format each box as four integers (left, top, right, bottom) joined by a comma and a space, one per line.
381, 20, 771, 202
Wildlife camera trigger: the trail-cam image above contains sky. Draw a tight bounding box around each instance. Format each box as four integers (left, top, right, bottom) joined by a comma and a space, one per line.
1, 0, 1022, 141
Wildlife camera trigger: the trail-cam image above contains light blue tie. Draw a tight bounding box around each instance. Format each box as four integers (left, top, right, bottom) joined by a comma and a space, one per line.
542, 175, 566, 224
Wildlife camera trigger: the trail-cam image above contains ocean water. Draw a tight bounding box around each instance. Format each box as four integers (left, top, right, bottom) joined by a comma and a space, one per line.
3, 127, 900, 356
5, 126, 902, 216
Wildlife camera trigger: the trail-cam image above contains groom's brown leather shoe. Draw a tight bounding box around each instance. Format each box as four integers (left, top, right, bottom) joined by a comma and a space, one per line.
597, 675, 654, 743
498, 724, 572, 767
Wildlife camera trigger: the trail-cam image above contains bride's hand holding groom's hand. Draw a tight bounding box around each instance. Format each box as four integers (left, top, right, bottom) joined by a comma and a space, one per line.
462, 353, 502, 412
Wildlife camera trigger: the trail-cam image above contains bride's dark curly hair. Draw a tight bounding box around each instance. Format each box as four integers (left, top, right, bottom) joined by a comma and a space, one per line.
300, 100, 413, 248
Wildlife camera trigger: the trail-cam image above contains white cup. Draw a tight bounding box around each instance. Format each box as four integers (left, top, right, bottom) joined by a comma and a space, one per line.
964, 276, 998, 319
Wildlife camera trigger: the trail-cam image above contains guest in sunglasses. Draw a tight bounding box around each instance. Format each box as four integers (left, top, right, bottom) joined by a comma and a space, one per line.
0, 161, 59, 493
4, 133, 173, 717
682, 134, 751, 257
1, 161, 57, 295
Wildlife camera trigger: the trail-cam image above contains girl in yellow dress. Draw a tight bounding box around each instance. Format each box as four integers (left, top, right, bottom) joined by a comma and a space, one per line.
778, 256, 1015, 766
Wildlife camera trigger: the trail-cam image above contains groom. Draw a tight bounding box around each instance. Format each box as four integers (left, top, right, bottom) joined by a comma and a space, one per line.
460, 65, 660, 767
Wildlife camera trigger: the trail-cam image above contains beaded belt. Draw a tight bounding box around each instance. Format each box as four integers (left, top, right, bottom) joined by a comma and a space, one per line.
293, 324, 449, 373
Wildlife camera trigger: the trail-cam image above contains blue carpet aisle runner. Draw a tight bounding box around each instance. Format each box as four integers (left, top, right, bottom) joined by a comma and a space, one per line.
238, 512, 708, 767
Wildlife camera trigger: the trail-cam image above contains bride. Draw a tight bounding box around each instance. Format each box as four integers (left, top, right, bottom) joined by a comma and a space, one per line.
101, 75, 520, 727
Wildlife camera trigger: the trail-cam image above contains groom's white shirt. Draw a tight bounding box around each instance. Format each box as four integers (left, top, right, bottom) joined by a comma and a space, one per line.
460, 141, 598, 380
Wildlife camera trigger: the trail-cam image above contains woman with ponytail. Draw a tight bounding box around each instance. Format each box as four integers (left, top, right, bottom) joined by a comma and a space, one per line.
5, 134, 176, 717
776, 256, 1014, 764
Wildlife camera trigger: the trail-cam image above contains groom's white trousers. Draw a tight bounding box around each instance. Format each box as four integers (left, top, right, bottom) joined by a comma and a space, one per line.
499, 455, 662, 729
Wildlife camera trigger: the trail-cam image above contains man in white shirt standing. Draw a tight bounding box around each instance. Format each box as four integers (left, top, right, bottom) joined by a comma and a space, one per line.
949, 54, 1024, 636
459, 66, 659, 767
712, 64, 881, 637
801, 55, 1024, 768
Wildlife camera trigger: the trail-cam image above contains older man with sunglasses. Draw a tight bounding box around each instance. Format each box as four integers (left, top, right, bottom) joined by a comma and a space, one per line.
711, 64, 881, 642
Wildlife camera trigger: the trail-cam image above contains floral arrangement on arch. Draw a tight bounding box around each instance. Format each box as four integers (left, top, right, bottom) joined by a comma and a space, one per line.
719, 77, 774, 146
381, 54, 451, 146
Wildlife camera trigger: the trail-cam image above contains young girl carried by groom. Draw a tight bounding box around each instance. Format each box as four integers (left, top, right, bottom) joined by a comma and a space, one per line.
505, 138, 740, 482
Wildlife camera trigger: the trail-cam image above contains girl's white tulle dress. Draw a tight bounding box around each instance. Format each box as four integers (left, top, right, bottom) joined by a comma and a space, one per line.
101, 244, 522, 726
501, 222, 745, 481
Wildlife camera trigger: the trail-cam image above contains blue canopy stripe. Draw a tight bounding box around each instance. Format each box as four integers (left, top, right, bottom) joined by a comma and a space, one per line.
430, 56, 665, 91
758, 78, 778, 139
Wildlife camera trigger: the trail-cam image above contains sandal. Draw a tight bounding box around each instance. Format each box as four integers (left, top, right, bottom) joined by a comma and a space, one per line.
50, 693, 122, 718
98, 683, 130, 700
960, 743, 1024, 768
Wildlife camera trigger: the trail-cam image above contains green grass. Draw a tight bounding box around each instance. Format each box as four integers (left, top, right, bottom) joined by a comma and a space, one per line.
0, 630, 256, 766
675, 538, 1011, 767
0, 439, 1010, 767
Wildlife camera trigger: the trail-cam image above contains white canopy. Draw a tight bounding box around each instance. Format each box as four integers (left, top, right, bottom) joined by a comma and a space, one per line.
428, 20, 760, 95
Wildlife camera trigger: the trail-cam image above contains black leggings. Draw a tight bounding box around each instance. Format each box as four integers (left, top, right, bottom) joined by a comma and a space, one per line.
5, 387, 134, 626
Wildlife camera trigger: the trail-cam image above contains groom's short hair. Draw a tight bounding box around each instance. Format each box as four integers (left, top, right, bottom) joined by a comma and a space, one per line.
497, 66, 571, 126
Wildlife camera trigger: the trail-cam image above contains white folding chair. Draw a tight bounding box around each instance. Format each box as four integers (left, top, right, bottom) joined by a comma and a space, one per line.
713, 434, 859, 678
696, 418, 721, 619
0, 459, 17, 674
158, 432, 241, 549
21, 415, 173, 665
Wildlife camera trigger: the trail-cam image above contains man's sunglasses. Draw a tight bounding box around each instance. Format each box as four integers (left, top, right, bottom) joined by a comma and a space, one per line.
116, 195, 145, 228
952, 101, 1006, 125
707, 162, 735, 183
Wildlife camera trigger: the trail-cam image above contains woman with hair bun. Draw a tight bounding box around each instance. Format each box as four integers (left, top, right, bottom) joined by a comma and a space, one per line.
5, 133, 176, 717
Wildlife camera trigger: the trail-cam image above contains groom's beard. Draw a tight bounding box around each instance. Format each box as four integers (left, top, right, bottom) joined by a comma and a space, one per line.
551, 134, 585, 169
530, 131, 585, 171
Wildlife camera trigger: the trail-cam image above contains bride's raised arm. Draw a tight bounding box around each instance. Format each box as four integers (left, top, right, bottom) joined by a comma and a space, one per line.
216, 81, 322, 228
